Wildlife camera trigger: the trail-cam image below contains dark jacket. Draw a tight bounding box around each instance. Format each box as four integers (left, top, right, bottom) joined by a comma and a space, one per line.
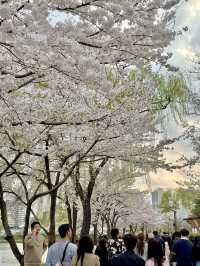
95, 246, 109, 266
192, 246, 200, 263
172, 239, 193, 266
111, 251, 145, 266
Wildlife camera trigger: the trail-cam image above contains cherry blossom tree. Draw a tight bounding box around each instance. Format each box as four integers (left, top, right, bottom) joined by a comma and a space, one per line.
0, 1, 187, 265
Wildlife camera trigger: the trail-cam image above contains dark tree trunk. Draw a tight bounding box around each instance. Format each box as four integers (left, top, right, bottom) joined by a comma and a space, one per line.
101, 218, 104, 235
48, 190, 57, 246
72, 201, 78, 242
23, 204, 31, 241
80, 198, 91, 236
123, 227, 126, 236
0, 181, 24, 265
65, 195, 72, 227
129, 224, 134, 233
106, 220, 111, 238
74, 158, 108, 238
93, 223, 98, 245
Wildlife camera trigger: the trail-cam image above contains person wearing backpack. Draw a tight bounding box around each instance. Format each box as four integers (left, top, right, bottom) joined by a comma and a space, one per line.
46, 224, 77, 266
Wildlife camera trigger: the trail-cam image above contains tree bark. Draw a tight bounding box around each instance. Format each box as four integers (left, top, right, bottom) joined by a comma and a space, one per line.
72, 201, 78, 242
65, 195, 72, 227
80, 198, 91, 236
106, 219, 111, 238
23, 203, 31, 241
93, 223, 98, 245
74, 157, 108, 238
101, 218, 104, 235
48, 190, 57, 246
0, 181, 24, 265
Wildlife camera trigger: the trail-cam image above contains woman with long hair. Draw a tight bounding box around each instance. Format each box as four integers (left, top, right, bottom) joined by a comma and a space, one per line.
146, 238, 163, 266
95, 236, 109, 266
72, 236, 100, 266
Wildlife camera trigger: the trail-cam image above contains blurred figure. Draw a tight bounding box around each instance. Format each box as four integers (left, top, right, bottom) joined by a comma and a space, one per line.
95, 237, 109, 266
111, 234, 145, 266
146, 238, 163, 266
169, 231, 181, 266
162, 232, 172, 250
72, 236, 100, 266
172, 231, 181, 244
172, 228, 193, 266
108, 228, 124, 258
153, 231, 165, 257
136, 233, 145, 257
24, 221, 47, 266
192, 236, 200, 266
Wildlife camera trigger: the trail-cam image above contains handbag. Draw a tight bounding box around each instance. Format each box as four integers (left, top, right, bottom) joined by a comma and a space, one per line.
55, 241, 70, 266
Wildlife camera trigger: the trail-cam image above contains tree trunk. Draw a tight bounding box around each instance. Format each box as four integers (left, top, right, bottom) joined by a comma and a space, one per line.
101, 218, 104, 235
129, 224, 134, 234
72, 201, 78, 242
106, 220, 111, 238
48, 190, 57, 246
80, 198, 91, 237
0, 181, 23, 265
65, 195, 72, 227
23, 204, 31, 241
123, 227, 126, 236
93, 223, 98, 245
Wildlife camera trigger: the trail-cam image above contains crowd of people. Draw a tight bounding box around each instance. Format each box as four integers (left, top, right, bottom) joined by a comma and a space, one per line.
24, 221, 200, 266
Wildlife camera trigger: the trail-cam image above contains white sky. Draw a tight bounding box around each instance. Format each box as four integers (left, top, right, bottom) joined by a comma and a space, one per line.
149, 0, 200, 190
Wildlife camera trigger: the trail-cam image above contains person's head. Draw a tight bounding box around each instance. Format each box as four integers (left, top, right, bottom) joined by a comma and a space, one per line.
123, 234, 137, 251
111, 228, 119, 239
172, 231, 181, 240
31, 221, 40, 234
147, 239, 162, 266
137, 232, 144, 241
180, 228, 190, 237
98, 237, 107, 249
76, 236, 94, 266
58, 224, 72, 240
153, 231, 159, 237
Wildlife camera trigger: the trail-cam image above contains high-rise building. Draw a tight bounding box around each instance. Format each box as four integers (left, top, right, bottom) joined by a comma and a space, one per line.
151, 188, 163, 208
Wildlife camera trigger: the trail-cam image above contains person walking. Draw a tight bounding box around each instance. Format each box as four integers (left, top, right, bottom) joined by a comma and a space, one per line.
136, 233, 145, 258
153, 231, 165, 257
146, 238, 163, 266
169, 231, 181, 266
108, 228, 124, 258
111, 234, 145, 266
95, 236, 109, 266
192, 236, 200, 266
46, 224, 77, 266
72, 236, 100, 266
172, 228, 193, 266
24, 221, 47, 266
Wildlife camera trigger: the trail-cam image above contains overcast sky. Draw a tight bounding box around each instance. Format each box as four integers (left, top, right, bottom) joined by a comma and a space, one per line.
149, 0, 200, 190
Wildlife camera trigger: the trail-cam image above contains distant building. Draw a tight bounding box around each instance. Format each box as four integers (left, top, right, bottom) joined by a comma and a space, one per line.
151, 188, 163, 208
6, 200, 26, 228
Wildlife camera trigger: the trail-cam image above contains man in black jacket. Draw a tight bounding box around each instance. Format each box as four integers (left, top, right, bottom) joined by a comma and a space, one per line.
111, 234, 145, 266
